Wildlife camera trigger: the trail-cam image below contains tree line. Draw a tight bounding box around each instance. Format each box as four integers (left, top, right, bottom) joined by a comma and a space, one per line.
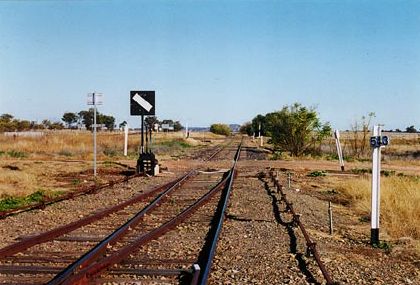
0, 109, 116, 132
62, 110, 115, 131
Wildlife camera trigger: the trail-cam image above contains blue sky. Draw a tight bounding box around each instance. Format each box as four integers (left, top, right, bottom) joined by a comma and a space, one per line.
0, 0, 419, 130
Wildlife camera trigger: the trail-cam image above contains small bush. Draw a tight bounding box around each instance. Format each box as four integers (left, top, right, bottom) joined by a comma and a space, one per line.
210, 124, 231, 136
58, 150, 73, 157
308, 170, 326, 177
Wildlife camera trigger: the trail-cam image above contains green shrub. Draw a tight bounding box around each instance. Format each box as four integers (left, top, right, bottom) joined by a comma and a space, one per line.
210, 124, 231, 136
308, 170, 327, 177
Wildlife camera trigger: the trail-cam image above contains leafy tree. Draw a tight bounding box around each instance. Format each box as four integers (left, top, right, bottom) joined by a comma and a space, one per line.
173, 121, 183, 132
252, 114, 266, 136
406, 125, 417, 133
42, 119, 52, 129
78, 110, 94, 130
0, 114, 13, 122
49, 122, 64, 130
61, 112, 78, 128
145, 116, 159, 131
264, 103, 331, 156
99, 114, 115, 131
119, 121, 128, 129
239, 122, 253, 135
17, 120, 31, 131
210, 124, 231, 136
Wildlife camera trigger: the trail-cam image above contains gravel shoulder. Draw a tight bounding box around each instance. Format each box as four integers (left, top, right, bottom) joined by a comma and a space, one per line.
209, 160, 419, 284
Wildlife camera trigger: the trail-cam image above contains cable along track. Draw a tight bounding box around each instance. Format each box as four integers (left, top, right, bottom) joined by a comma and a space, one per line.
0, 143, 242, 285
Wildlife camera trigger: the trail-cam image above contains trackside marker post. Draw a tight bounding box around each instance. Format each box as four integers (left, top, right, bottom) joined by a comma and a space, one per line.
370, 125, 389, 246
333, 130, 345, 171
124, 124, 129, 156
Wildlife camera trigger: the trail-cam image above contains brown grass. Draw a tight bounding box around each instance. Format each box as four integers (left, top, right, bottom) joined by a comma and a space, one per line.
336, 175, 420, 239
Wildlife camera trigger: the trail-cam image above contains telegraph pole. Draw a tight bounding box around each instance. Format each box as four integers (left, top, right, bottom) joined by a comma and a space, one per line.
87, 92, 103, 177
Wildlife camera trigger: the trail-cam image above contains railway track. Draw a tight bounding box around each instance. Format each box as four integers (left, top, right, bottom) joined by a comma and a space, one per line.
0, 142, 242, 284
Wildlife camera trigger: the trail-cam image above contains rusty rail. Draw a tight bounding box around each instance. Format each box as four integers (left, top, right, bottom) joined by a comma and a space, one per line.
197, 141, 242, 285
55, 170, 232, 284
269, 170, 334, 285
47, 170, 196, 285
0, 173, 191, 258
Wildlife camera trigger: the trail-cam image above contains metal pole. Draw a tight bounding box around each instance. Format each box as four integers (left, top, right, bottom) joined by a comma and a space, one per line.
371, 125, 381, 245
287, 172, 291, 189
141, 115, 144, 154
149, 125, 152, 153
93, 94, 97, 177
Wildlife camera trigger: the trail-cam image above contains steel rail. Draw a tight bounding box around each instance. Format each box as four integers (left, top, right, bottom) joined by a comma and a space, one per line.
0, 173, 190, 259
47, 170, 196, 285
57, 171, 232, 285
196, 141, 242, 285
269, 170, 335, 285
0, 172, 143, 219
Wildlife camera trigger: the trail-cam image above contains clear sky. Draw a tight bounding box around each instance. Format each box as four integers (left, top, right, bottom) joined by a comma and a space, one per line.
1, 0, 419, 130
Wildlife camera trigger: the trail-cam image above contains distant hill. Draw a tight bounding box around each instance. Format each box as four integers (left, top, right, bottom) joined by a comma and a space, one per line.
229, 124, 241, 132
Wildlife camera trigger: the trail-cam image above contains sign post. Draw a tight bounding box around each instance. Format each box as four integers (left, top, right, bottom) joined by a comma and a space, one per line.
130, 91, 157, 175
334, 130, 345, 171
87, 92, 103, 177
370, 125, 389, 245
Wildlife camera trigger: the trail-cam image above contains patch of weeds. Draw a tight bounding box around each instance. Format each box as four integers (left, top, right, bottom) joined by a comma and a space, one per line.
325, 189, 339, 195
102, 161, 114, 167
7, 150, 27, 158
58, 149, 73, 157
381, 170, 396, 177
359, 215, 370, 223
0, 196, 22, 211
373, 241, 393, 252
26, 190, 46, 203
72, 179, 81, 186
0, 190, 47, 211
308, 170, 327, 177
352, 168, 396, 177
103, 147, 117, 157
0, 151, 5, 156
351, 168, 371, 175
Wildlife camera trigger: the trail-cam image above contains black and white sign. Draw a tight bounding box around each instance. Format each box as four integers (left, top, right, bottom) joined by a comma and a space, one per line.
130, 91, 155, 116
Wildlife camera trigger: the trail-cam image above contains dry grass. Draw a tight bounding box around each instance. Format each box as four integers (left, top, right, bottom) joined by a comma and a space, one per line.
0, 130, 223, 160
336, 175, 420, 239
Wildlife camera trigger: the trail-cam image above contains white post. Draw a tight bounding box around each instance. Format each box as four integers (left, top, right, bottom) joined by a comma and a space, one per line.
124, 123, 129, 156
334, 130, 345, 171
185, 122, 189, 138
371, 125, 381, 245
93, 96, 97, 177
